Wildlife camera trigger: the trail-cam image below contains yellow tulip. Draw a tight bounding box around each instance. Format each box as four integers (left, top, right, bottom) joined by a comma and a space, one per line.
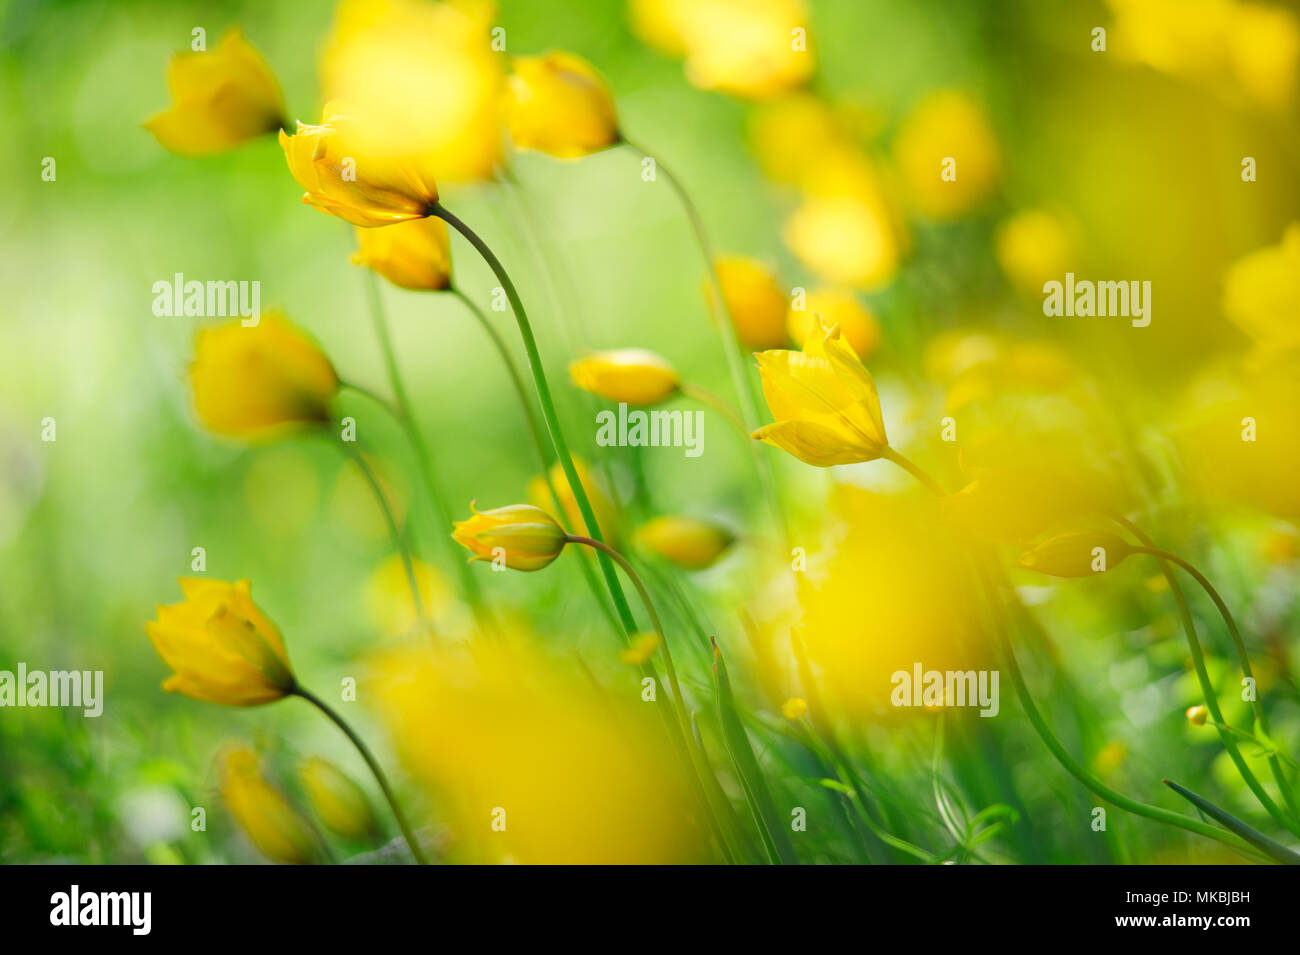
452, 502, 568, 571
713, 256, 789, 348
1017, 531, 1134, 578
145, 579, 295, 706
218, 745, 318, 864
279, 101, 439, 227
569, 349, 679, 404
189, 311, 338, 441
352, 217, 452, 291
783, 193, 901, 289
787, 288, 881, 360
527, 457, 620, 544
636, 515, 734, 569
504, 52, 620, 158
298, 757, 377, 840
145, 29, 285, 157
893, 90, 999, 220
751, 320, 888, 467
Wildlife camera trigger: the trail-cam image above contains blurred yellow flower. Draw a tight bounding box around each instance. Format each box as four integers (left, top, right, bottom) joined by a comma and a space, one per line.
752, 320, 888, 467
783, 193, 901, 289
528, 457, 620, 544
1186, 704, 1210, 726
632, 0, 814, 99
145, 29, 285, 157
452, 502, 568, 571
1017, 531, 1134, 578
504, 51, 620, 158
569, 349, 679, 404
352, 217, 452, 290
218, 745, 318, 864
298, 757, 377, 840
1228, 4, 1300, 110
893, 91, 999, 220
372, 639, 700, 862
781, 696, 807, 719
995, 209, 1075, 295
365, 554, 448, 635
748, 94, 844, 185
190, 312, 338, 441
320, 0, 503, 182
279, 101, 440, 227
619, 632, 661, 665
1093, 740, 1128, 777
787, 288, 881, 359
714, 256, 789, 348
145, 579, 295, 706
636, 515, 734, 569
1222, 224, 1300, 349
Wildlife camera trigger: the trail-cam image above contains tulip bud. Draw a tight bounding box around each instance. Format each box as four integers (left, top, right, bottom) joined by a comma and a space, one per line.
352, 218, 452, 291
1017, 531, 1133, 577
218, 745, 319, 865
452, 503, 568, 571
1186, 705, 1209, 726
570, 349, 679, 405
298, 757, 377, 840
505, 52, 620, 158
713, 256, 789, 348
636, 515, 734, 570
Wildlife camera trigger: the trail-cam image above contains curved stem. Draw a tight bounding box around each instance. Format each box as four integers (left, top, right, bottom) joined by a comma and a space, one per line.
679, 381, 748, 439
337, 439, 428, 631
1129, 541, 1300, 831
882, 446, 947, 496
357, 267, 494, 634
294, 686, 429, 865
620, 136, 789, 545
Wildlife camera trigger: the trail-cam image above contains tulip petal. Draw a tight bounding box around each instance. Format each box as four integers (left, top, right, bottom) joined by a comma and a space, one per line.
752, 420, 880, 466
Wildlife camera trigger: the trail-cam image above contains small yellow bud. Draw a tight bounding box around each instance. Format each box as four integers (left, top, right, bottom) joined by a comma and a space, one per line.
636, 515, 734, 570
189, 312, 338, 442
619, 633, 661, 665
781, 697, 808, 720
298, 757, 377, 840
1186, 705, 1209, 726
145, 579, 295, 706
569, 349, 679, 404
452, 502, 568, 572
1017, 532, 1133, 578
218, 745, 318, 865
352, 217, 452, 291
713, 256, 789, 348
504, 52, 620, 158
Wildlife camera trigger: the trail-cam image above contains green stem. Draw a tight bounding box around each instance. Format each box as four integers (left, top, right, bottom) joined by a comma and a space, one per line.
620, 136, 789, 546
679, 381, 749, 438
293, 685, 429, 865
358, 267, 494, 634
337, 439, 428, 631
1128, 541, 1300, 832
1164, 779, 1299, 864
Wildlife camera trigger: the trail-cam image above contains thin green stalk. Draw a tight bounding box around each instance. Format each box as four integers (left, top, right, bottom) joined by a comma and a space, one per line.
358, 267, 494, 634
1164, 779, 1299, 864
1128, 540, 1300, 833
620, 136, 789, 546
679, 381, 749, 438
293, 685, 429, 865
337, 439, 428, 631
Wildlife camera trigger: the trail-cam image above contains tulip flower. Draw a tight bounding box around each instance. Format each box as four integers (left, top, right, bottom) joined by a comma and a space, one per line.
189, 312, 338, 441
280, 101, 439, 227
636, 515, 734, 569
145, 29, 286, 157
352, 217, 452, 291
713, 256, 789, 348
1017, 532, 1134, 578
145, 578, 295, 706
569, 349, 679, 404
751, 320, 889, 466
218, 745, 319, 865
452, 502, 568, 571
298, 757, 378, 840
786, 288, 881, 360
504, 52, 620, 158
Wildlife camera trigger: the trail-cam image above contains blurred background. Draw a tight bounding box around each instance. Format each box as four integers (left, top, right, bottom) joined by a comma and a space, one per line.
2, 0, 1299, 863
